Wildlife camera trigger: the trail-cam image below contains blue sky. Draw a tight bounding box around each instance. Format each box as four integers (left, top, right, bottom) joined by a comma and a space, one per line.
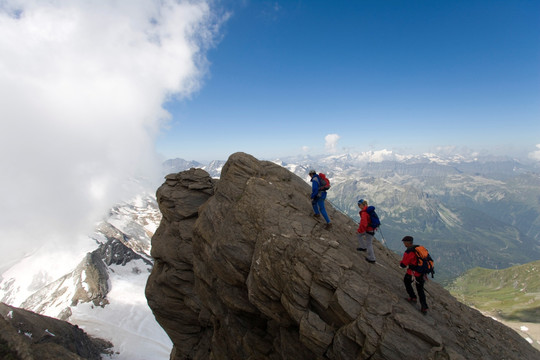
0, 0, 539, 264
159, 0, 540, 162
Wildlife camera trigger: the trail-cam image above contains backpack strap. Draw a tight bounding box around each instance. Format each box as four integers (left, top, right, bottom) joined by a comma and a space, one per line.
404, 245, 418, 254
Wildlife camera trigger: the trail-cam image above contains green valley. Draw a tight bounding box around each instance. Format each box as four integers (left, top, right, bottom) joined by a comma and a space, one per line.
448, 261, 540, 322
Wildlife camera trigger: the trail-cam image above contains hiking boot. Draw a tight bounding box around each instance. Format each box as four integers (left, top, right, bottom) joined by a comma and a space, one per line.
324, 223, 332, 230
364, 257, 376, 264
420, 307, 428, 314
407, 297, 417, 303
356, 248, 367, 252
313, 214, 321, 218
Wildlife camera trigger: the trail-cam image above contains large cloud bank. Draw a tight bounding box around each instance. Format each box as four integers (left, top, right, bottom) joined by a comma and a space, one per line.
0, 0, 221, 267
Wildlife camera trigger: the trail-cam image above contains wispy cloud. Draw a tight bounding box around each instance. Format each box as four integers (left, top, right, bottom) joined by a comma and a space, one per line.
325, 134, 340, 153
0, 0, 222, 266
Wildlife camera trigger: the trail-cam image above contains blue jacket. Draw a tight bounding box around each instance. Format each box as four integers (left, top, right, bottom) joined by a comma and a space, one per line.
311, 174, 322, 199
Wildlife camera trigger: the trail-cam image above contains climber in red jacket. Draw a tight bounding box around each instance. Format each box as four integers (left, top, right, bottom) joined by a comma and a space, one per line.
356, 199, 376, 263
400, 236, 429, 314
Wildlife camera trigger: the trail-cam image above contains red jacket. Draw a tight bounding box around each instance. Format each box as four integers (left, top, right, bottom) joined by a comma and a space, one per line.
357, 209, 374, 234
400, 247, 420, 276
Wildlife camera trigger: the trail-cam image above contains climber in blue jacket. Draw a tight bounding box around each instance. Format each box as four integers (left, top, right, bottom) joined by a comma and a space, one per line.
309, 170, 332, 229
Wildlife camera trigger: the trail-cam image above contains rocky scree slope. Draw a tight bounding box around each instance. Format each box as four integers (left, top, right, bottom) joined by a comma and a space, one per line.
145, 152, 540, 360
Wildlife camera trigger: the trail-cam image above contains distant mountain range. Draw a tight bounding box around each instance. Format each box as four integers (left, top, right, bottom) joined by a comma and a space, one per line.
162, 158, 225, 178
280, 153, 540, 283
165, 151, 540, 283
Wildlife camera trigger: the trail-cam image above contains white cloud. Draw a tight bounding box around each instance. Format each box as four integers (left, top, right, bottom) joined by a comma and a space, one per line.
325, 134, 340, 153
0, 0, 222, 266
528, 144, 540, 161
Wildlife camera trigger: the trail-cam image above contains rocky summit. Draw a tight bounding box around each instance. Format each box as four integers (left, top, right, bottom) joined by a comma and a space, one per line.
146, 152, 540, 360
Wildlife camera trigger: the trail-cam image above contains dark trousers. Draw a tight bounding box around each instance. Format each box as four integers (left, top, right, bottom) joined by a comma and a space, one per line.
404, 273, 428, 309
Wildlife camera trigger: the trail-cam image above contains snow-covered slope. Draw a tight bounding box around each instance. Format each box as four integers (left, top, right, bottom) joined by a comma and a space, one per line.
0, 192, 171, 360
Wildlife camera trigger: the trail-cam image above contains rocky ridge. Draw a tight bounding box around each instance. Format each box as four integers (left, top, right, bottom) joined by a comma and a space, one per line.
0, 302, 111, 360
146, 152, 540, 360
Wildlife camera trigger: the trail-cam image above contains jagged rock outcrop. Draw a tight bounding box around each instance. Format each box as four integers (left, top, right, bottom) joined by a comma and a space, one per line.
146, 152, 540, 360
0, 302, 111, 360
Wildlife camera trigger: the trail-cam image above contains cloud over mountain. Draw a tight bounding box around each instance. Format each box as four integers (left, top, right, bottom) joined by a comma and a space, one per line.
0, 0, 222, 267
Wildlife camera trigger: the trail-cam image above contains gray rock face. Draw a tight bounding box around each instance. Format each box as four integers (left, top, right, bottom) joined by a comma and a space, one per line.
146, 152, 540, 360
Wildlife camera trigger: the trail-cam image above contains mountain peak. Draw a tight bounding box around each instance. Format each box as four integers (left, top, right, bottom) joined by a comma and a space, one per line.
147, 152, 539, 359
